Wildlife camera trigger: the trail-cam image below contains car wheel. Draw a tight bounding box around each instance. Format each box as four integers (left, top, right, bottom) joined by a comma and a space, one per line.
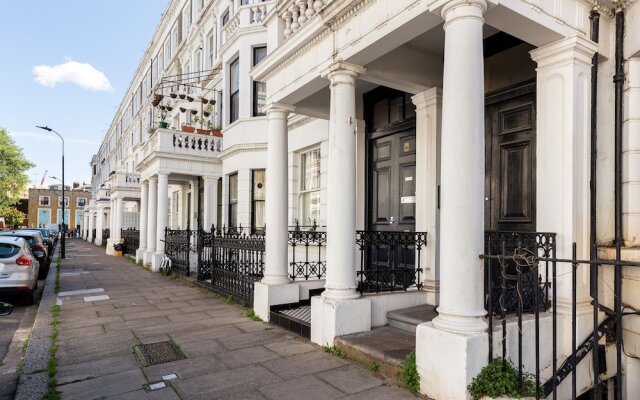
37, 266, 47, 280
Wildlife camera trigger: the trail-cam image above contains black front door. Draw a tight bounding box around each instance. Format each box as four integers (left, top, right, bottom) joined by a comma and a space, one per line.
485, 83, 537, 233
368, 130, 416, 233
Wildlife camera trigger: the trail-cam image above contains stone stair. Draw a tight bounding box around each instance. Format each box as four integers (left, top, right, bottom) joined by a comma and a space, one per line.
335, 304, 437, 384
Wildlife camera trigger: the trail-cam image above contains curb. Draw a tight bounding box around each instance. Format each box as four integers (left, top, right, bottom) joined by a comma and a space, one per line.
14, 250, 59, 400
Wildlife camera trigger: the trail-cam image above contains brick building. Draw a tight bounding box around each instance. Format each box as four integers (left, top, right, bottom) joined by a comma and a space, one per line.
27, 186, 90, 230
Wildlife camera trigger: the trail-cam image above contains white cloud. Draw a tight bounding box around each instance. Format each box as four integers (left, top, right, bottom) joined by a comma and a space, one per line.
32, 59, 113, 91
10, 131, 100, 146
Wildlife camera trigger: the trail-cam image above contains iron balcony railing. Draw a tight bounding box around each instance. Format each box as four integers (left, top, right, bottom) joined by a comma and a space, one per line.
288, 221, 326, 281
356, 230, 427, 294
101, 228, 110, 247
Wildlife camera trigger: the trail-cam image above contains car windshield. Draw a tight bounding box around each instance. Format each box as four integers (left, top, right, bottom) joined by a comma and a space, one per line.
0, 243, 20, 259
0, 234, 37, 246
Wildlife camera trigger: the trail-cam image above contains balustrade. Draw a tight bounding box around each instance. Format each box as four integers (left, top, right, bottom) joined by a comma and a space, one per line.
280, 0, 327, 39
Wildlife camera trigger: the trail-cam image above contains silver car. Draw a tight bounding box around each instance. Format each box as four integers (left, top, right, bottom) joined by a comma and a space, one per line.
0, 237, 39, 305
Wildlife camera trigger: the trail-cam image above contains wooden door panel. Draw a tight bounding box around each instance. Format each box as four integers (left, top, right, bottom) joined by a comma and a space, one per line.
399, 163, 416, 225
498, 141, 532, 223
372, 167, 391, 226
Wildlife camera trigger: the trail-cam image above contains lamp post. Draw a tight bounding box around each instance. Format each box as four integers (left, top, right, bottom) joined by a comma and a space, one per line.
36, 126, 65, 259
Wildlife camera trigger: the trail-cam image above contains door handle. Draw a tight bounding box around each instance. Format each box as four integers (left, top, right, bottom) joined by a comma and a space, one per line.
390, 216, 395, 225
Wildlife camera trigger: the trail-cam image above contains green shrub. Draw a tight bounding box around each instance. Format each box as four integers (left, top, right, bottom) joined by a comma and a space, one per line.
399, 349, 420, 393
368, 361, 379, 373
467, 358, 538, 399
322, 345, 345, 358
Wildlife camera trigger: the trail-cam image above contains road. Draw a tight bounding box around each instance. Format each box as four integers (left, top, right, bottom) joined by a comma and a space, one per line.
0, 276, 46, 400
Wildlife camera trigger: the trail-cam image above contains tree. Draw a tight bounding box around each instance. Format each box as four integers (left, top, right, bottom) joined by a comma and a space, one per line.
0, 206, 25, 227
0, 128, 34, 210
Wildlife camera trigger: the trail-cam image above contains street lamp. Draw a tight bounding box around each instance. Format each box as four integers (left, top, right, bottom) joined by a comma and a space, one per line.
36, 125, 66, 259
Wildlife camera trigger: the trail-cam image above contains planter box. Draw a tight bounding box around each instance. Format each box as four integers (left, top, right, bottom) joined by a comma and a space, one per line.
181, 125, 196, 133
196, 128, 210, 135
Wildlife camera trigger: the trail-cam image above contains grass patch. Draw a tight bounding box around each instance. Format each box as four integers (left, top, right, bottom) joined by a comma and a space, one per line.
368, 361, 379, 373
322, 345, 346, 358
398, 349, 420, 394
467, 358, 540, 400
42, 256, 62, 400
20, 338, 30, 353
244, 308, 261, 321
225, 295, 234, 305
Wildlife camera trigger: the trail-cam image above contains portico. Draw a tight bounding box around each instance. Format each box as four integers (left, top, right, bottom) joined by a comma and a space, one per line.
252, 0, 604, 398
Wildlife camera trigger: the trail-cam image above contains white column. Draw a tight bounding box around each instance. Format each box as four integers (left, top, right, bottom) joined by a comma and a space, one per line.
432, 0, 487, 334
323, 61, 365, 301
88, 210, 95, 243
155, 173, 169, 256
115, 197, 124, 240
417, 2, 488, 399
95, 207, 103, 245
309, 62, 371, 346
530, 36, 597, 314
190, 180, 199, 229
263, 103, 294, 285
412, 88, 442, 306
146, 176, 158, 260
202, 176, 216, 229
137, 181, 148, 260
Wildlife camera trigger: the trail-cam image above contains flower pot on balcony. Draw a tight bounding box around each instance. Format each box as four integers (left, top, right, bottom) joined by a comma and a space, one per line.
187, 96, 194, 102
181, 125, 196, 133
201, 98, 209, 104
179, 94, 186, 100
196, 128, 210, 135
152, 94, 163, 107
180, 107, 186, 113
166, 106, 173, 111
203, 111, 211, 117
191, 110, 198, 115
211, 129, 223, 137
159, 121, 169, 129
170, 93, 177, 99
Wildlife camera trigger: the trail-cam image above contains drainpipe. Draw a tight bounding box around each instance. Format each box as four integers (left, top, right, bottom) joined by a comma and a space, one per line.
613, 7, 625, 400
589, 9, 600, 396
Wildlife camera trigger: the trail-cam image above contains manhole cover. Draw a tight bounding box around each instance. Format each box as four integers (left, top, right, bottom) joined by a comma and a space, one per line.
136, 341, 186, 366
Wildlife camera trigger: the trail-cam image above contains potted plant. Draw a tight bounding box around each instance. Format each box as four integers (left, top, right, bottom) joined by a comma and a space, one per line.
179, 93, 186, 100
179, 107, 187, 113
203, 104, 213, 118
210, 123, 222, 137
170, 92, 178, 99
181, 124, 195, 133
159, 108, 169, 129
190, 109, 198, 116
187, 95, 194, 102
201, 98, 209, 104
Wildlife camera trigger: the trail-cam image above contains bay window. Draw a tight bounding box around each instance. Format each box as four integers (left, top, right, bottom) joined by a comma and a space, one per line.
229, 58, 240, 123
228, 173, 238, 227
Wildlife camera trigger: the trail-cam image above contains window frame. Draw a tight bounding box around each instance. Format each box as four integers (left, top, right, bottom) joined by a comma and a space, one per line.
299, 148, 321, 226
58, 196, 69, 207
206, 30, 216, 68
252, 46, 267, 117
228, 173, 238, 228
77, 197, 87, 207
229, 57, 240, 123
39, 195, 50, 207
250, 169, 265, 234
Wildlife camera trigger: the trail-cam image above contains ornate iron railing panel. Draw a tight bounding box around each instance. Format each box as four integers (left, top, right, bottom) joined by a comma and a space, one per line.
164, 228, 193, 276
121, 228, 140, 257
355, 230, 427, 293
194, 225, 265, 304
484, 231, 556, 315
101, 229, 110, 247
288, 222, 326, 281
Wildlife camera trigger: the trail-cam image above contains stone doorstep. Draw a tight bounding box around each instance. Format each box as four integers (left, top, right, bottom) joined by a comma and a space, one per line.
335, 325, 416, 387
387, 305, 438, 333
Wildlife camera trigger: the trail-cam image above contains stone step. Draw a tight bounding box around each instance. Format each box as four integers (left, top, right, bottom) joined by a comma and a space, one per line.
335, 326, 415, 386
386, 305, 438, 333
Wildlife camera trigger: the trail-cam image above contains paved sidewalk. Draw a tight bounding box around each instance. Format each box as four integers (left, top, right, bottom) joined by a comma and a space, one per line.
52, 240, 418, 399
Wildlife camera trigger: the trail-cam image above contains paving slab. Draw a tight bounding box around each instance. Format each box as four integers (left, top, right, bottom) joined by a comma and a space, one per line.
58, 368, 147, 400
261, 350, 349, 380
217, 345, 281, 368
259, 374, 345, 400
316, 365, 384, 394
143, 355, 228, 381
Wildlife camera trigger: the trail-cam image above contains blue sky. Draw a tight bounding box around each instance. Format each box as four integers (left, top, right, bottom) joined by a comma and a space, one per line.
0, 1, 166, 187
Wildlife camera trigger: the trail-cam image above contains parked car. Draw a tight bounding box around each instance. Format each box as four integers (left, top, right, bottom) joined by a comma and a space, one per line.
20, 228, 55, 255
0, 231, 49, 279
0, 302, 13, 316
0, 237, 39, 305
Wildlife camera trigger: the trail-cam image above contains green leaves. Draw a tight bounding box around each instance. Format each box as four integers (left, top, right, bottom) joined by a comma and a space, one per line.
0, 128, 34, 210
467, 358, 539, 399
399, 349, 420, 393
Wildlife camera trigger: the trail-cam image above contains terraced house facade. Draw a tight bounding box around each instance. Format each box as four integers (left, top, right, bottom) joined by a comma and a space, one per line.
83, 0, 640, 398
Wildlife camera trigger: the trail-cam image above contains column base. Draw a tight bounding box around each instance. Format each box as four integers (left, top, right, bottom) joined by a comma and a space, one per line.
416, 322, 488, 399
253, 282, 300, 322
150, 252, 164, 272
135, 248, 146, 263
105, 238, 118, 255
310, 296, 371, 346
431, 308, 487, 333
144, 250, 156, 266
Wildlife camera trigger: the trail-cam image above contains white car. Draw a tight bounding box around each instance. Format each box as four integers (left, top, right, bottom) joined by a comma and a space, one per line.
0, 237, 39, 305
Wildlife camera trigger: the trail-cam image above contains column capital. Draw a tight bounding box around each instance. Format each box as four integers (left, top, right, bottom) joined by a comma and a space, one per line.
157, 172, 169, 179
140, 179, 149, 187
263, 102, 295, 118
203, 175, 218, 183
412, 87, 443, 110
322, 61, 366, 85
148, 176, 158, 183
530, 35, 598, 68
441, 0, 487, 26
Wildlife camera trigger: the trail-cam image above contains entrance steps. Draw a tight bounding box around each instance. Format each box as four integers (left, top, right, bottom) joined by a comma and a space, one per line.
335, 305, 437, 384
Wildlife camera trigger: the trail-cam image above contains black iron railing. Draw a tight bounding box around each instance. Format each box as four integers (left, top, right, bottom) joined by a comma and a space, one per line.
91, 228, 96, 241
198, 226, 265, 304
289, 222, 326, 281
121, 228, 140, 257
164, 228, 193, 276
481, 236, 640, 400
356, 230, 427, 293
101, 229, 110, 247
